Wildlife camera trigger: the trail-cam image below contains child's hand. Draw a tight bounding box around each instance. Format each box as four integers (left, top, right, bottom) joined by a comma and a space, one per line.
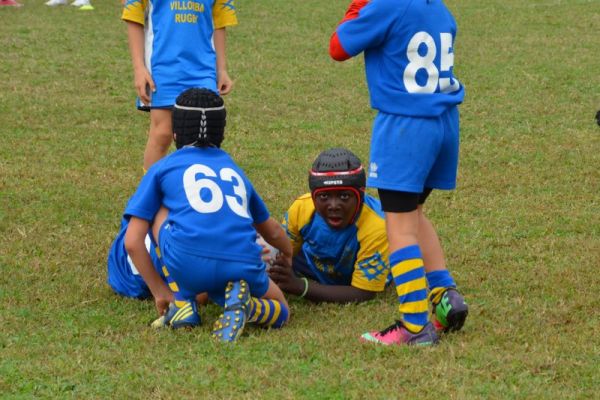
217, 70, 234, 95
268, 255, 302, 295
154, 288, 174, 316
134, 66, 155, 105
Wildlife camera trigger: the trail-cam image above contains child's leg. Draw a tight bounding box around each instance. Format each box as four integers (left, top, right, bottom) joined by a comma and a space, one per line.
384, 210, 430, 333
418, 207, 453, 304
418, 208, 468, 332
143, 109, 173, 170
361, 190, 438, 346
151, 218, 203, 329
247, 278, 289, 329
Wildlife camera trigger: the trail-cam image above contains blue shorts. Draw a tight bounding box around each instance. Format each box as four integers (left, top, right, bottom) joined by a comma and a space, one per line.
158, 228, 270, 306
367, 106, 459, 193
107, 226, 164, 299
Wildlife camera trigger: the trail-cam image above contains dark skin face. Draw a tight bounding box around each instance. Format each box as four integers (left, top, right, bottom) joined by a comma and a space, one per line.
313, 189, 358, 230
268, 187, 374, 303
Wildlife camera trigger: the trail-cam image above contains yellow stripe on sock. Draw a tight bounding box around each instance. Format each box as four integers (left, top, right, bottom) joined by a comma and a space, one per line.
252, 298, 263, 322
395, 277, 427, 297
399, 298, 429, 314
162, 266, 169, 277
258, 301, 272, 324
429, 287, 445, 304
403, 320, 426, 333
155, 247, 161, 258
270, 301, 282, 325
391, 258, 423, 277
247, 298, 257, 323
169, 282, 179, 292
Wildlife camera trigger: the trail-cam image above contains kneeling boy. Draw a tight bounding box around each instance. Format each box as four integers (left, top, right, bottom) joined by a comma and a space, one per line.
122, 88, 292, 342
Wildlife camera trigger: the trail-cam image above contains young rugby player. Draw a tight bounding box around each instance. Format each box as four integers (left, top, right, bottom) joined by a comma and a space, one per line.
269, 148, 468, 335
121, 88, 291, 342
330, 0, 467, 346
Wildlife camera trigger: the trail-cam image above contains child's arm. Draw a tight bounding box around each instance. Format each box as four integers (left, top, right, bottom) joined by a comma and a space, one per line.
269, 262, 376, 303
214, 28, 234, 95
125, 216, 173, 315
329, 0, 369, 61
126, 21, 155, 105
254, 217, 292, 267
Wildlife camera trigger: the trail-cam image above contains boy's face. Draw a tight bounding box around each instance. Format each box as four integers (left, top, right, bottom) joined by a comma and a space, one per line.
313, 189, 358, 230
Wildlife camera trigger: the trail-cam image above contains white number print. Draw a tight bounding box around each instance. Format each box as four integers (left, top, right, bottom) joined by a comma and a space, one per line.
403, 32, 460, 94
183, 164, 250, 218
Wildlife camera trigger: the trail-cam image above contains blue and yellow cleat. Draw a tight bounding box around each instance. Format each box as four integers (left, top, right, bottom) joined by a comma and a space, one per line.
212, 280, 251, 342
151, 301, 201, 329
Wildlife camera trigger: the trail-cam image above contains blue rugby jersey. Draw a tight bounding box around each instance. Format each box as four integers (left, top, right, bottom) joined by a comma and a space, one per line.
334, 0, 464, 117
125, 147, 269, 264
107, 218, 164, 298
122, 0, 238, 107
284, 193, 389, 291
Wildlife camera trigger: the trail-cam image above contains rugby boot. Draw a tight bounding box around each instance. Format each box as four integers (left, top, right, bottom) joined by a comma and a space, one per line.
0, 0, 24, 6
432, 288, 468, 333
360, 320, 439, 346
151, 301, 201, 329
212, 280, 251, 342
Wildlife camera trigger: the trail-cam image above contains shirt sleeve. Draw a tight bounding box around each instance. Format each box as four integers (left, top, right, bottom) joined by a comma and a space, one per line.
283, 195, 314, 257
212, 0, 238, 29
350, 206, 390, 292
124, 162, 163, 222
122, 0, 147, 25
335, 0, 396, 57
248, 185, 270, 225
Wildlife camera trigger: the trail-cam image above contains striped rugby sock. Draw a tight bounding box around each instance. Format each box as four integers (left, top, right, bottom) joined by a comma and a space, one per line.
247, 298, 288, 329
426, 270, 456, 304
390, 245, 429, 333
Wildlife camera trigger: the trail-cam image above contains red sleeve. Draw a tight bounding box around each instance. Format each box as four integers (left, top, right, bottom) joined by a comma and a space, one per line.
329, 32, 350, 61
329, 0, 369, 61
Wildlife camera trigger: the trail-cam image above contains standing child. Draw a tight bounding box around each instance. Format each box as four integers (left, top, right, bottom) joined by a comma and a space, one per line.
124, 88, 292, 342
330, 0, 467, 346
122, 0, 237, 170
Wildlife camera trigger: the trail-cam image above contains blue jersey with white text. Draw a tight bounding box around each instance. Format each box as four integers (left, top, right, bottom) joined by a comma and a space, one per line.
122, 0, 238, 106
125, 147, 269, 264
335, 0, 464, 117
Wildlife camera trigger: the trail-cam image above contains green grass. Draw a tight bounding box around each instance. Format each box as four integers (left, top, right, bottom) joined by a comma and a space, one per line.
1, 0, 599, 398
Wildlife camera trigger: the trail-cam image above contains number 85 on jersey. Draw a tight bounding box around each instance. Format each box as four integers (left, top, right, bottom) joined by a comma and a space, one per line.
403, 32, 461, 94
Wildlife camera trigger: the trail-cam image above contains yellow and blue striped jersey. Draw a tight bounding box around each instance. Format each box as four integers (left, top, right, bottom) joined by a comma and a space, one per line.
283, 193, 389, 292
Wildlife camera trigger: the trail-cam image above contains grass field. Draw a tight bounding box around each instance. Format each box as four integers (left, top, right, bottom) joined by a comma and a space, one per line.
1, 0, 599, 398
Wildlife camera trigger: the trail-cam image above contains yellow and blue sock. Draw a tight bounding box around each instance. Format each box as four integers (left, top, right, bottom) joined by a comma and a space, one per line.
160, 262, 189, 309
247, 298, 288, 329
426, 270, 456, 304
390, 244, 429, 333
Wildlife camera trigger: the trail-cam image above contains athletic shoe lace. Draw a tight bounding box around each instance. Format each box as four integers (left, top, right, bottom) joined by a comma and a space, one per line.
378, 320, 404, 335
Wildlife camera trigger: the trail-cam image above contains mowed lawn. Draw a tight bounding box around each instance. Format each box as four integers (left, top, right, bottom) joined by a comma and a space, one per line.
0, 0, 598, 398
